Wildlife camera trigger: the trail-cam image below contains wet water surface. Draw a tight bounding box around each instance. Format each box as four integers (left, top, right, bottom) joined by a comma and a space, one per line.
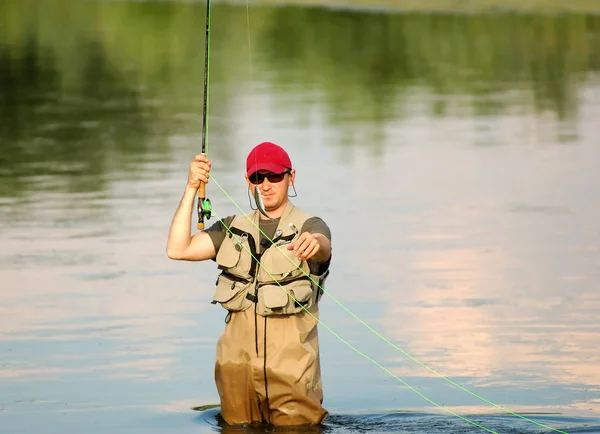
1, 1, 600, 433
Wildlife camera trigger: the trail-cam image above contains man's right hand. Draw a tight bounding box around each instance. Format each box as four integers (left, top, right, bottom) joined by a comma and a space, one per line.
187, 153, 212, 189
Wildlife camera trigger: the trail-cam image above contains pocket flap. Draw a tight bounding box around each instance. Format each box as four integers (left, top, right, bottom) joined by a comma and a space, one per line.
213, 274, 248, 303
290, 282, 313, 303
216, 235, 245, 268
261, 284, 289, 309
260, 246, 301, 278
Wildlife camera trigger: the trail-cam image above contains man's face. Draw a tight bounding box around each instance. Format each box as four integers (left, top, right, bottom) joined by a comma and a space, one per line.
246, 169, 295, 213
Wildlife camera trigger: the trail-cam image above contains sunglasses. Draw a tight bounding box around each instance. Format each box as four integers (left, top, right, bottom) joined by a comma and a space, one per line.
249, 170, 290, 185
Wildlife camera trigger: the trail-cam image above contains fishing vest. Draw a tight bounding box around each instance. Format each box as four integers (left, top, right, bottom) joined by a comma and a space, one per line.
211, 203, 328, 317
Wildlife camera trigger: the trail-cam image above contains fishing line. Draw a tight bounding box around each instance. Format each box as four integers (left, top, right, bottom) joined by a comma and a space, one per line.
206, 206, 499, 434
196, 2, 569, 433
244, 2, 272, 220
245, 0, 253, 86
206, 173, 569, 434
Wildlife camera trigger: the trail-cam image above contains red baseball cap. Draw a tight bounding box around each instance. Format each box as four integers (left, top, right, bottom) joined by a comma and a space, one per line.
246, 142, 292, 177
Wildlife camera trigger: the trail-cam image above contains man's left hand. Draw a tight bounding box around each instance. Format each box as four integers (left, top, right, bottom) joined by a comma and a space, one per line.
288, 232, 320, 261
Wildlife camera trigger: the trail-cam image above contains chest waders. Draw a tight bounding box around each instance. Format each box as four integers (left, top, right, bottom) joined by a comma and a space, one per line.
211, 203, 329, 426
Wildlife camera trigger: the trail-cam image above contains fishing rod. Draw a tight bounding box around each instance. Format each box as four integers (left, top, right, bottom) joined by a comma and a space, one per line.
197, 0, 212, 230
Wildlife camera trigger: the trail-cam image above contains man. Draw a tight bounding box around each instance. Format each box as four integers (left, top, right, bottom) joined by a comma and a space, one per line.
166, 141, 332, 427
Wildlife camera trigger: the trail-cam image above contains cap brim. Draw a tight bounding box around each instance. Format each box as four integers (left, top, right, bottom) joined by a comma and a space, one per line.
246, 162, 290, 177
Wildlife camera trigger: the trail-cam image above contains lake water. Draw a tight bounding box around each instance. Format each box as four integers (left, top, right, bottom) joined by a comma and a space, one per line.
1, 1, 599, 433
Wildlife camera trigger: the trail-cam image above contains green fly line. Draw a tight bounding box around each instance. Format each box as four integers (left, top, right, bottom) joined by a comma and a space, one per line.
208, 209, 502, 434
191, 2, 571, 433
207, 173, 570, 434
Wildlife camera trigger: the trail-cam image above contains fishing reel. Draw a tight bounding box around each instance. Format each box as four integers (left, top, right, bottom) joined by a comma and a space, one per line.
197, 195, 212, 229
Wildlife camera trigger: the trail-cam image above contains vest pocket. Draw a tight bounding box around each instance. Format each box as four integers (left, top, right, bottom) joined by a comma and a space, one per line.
261, 284, 289, 309
257, 245, 304, 283
255, 279, 314, 316
211, 273, 253, 312
216, 233, 254, 279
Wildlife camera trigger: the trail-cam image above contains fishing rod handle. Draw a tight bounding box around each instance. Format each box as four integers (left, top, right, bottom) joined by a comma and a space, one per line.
197, 182, 206, 230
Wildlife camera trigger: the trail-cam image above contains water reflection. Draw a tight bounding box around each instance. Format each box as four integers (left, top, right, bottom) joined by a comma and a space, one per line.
259, 9, 600, 132
0, 42, 158, 198
1, 1, 600, 433
2, 1, 600, 197
353, 113, 600, 411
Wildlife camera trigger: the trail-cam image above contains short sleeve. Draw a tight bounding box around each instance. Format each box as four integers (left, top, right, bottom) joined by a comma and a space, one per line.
301, 216, 331, 241
301, 216, 332, 274
203, 215, 235, 253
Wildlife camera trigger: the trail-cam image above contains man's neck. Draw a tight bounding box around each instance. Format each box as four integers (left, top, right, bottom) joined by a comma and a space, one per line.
260, 210, 282, 220
259, 201, 289, 220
